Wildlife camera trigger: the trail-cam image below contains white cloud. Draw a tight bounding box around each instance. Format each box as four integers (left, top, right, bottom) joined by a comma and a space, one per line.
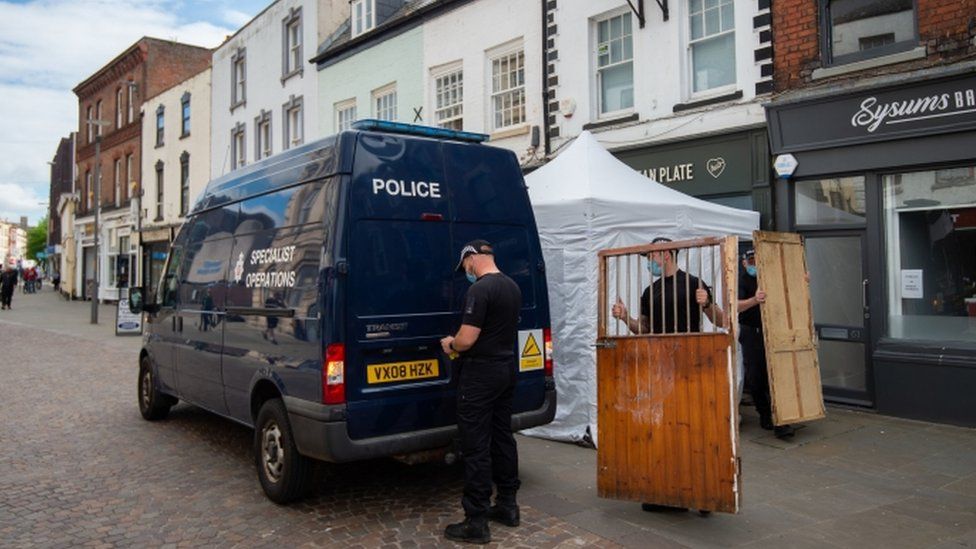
0, 0, 243, 224
221, 8, 255, 29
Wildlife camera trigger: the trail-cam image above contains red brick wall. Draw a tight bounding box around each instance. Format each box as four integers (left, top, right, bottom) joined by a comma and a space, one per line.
773, 0, 976, 91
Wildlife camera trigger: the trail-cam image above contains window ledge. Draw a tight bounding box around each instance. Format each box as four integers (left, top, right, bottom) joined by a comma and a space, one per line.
230, 100, 246, 113
673, 90, 743, 113
812, 47, 927, 81
179, 132, 190, 140
281, 68, 303, 85
154, 143, 164, 149
583, 113, 639, 131
490, 124, 531, 141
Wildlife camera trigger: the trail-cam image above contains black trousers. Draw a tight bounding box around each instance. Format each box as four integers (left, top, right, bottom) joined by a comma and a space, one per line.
739, 325, 772, 420
457, 357, 520, 519
1, 288, 12, 307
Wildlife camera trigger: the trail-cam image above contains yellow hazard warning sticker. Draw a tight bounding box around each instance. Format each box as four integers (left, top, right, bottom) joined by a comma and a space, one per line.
518, 329, 544, 372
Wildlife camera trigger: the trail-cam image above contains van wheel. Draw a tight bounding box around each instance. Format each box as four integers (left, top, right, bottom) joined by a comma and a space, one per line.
138, 358, 174, 420
254, 399, 312, 504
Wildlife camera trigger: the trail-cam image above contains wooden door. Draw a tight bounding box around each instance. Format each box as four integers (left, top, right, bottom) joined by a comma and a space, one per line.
596, 237, 740, 514
753, 231, 826, 425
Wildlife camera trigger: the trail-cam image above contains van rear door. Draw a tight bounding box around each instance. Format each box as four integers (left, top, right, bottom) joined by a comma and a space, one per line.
344, 132, 457, 440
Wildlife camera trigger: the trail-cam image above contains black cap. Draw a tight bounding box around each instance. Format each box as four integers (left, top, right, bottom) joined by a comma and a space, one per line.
742, 249, 755, 260
455, 239, 493, 271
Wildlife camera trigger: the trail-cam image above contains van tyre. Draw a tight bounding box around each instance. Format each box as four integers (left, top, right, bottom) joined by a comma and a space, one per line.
138, 358, 175, 420
255, 399, 312, 504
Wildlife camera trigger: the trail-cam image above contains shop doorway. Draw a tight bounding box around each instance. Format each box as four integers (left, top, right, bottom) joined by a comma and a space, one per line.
802, 231, 872, 405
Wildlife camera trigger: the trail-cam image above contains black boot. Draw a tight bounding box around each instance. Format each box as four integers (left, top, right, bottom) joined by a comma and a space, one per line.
774, 424, 796, 439
444, 517, 491, 544
488, 503, 520, 527
759, 415, 773, 430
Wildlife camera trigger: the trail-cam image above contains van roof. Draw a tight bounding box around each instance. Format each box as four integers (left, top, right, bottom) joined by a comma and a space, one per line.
191, 121, 491, 216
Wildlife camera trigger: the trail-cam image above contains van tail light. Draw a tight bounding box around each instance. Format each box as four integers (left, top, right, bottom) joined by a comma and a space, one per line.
543, 328, 553, 377
323, 343, 346, 404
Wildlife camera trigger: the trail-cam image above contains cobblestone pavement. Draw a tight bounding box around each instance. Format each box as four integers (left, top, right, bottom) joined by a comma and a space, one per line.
2, 290, 976, 548
0, 318, 612, 548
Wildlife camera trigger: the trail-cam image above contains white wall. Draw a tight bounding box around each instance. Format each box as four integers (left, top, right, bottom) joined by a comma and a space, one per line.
211, 0, 321, 179
142, 67, 212, 227
551, 0, 767, 151
421, 0, 543, 163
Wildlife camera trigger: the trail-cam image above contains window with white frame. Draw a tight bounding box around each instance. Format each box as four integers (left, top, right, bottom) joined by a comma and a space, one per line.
154, 161, 164, 220
86, 106, 93, 143
115, 88, 124, 129
283, 7, 303, 78
127, 84, 135, 124
351, 0, 375, 38
232, 48, 246, 107
335, 99, 357, 132
95, 100, 103, 136
433, 67, 463, 130
255, 111, 272, 160
113, 158, 122, 207
125, 154, 133, 195
231, 123, 246, 170
373, 84, 397, 121
490, 48, 525, 130
283, 96, 304, 149
596, 12, 634, 115
689, 0, 736, 94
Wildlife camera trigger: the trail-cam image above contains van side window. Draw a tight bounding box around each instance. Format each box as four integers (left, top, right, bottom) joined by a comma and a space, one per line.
179, 206, 238, 310
160, 247, 183, 308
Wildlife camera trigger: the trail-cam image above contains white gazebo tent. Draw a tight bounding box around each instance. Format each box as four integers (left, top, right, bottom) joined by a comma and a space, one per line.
521, 131, 760, 444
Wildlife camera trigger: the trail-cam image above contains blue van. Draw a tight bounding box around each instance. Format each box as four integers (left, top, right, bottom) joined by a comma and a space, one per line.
129, 121, 555, 503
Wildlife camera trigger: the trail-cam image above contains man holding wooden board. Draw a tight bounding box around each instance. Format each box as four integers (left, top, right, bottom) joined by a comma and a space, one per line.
738, 249, 796, 439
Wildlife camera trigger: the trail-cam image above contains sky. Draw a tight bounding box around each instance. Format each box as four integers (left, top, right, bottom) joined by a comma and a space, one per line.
0, 0, 270, 226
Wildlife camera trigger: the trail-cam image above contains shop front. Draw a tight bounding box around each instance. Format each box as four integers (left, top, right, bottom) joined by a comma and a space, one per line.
611, 128, 774, 229
766, 68, 976, 426
140, 226, 172, 295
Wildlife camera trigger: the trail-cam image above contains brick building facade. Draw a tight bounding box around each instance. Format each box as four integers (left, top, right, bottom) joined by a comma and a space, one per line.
72, 37, 211, 301
764, 0, 976, 426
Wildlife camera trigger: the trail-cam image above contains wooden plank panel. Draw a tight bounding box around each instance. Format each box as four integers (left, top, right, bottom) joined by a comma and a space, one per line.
596, 334, 738, 513
754, 231, 826, 425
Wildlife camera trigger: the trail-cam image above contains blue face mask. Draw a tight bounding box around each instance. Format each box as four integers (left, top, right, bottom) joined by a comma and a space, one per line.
466, 272, 478, 284
746, 265, 757, 277
647, 260, 662, 277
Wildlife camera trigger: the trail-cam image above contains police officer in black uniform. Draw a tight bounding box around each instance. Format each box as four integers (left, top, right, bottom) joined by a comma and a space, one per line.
738, 249, 795, 439
441, 240, 522, 544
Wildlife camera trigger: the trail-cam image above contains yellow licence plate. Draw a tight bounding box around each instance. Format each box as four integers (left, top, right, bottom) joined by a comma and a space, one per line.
367, 360, 440, 384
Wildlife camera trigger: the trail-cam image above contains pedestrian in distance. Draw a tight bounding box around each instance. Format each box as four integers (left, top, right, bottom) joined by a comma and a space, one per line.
441, 239, 522, 545
737, 249, 795, 439
1, 265, 18, 309
610, 236, 725, 516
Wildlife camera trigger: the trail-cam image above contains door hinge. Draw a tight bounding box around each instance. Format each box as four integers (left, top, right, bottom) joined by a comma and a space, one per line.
594, 339, 617, 349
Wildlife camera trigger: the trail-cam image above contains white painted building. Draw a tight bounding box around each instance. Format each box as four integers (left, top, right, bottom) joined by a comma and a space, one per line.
211, 0, 324, 179
420, 0, 544, 164
546, 0, 776, 226
141, 67, 212, 292
312, 0, 544, 165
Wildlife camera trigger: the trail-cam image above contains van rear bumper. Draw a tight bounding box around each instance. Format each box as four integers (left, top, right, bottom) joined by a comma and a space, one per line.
285, 388, 557, 463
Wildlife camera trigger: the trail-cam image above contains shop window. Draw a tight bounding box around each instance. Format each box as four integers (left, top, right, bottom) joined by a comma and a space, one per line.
821, 0, 916, 66
884, 166, 976, 343
595, 11, 634, 115
795, 177, 866, 226
688, 0, 735, 94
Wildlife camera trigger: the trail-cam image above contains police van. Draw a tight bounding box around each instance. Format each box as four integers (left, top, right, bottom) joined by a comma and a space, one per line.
129, 120, 555, 503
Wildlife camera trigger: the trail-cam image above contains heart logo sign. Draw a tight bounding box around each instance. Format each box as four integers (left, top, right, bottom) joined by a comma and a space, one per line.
706, 157, 726, 179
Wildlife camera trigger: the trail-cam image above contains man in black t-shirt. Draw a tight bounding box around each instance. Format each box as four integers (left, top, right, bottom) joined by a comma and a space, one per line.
737, 249, 795, 439
441, 239, 522, 544
612, 237, 726, 335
